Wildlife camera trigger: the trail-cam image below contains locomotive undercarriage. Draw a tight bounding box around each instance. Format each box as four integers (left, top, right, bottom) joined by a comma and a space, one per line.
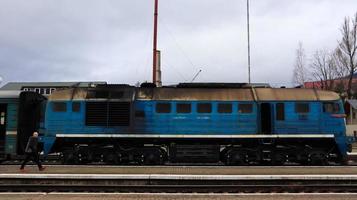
53, 137, 345, 166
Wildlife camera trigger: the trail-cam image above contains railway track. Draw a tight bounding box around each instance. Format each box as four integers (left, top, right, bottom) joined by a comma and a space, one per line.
1, 174, 357, 193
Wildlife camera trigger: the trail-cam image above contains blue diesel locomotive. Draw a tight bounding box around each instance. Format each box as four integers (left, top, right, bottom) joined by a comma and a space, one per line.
35, 83, 352, 165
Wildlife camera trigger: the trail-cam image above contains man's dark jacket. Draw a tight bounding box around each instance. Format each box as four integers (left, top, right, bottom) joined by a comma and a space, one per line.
25, 136, 38, 154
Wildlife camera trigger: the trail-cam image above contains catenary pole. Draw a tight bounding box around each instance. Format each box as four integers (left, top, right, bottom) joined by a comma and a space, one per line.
247, 0, 251, 84
153, 0, 159, 84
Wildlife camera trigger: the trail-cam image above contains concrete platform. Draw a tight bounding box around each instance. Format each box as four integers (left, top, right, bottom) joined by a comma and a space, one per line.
2, 165, 357, 175
2, 173, 357, 180
1, 193, 357, 200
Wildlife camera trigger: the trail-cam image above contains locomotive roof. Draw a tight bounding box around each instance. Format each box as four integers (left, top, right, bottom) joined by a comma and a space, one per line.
48, 87, 340, 101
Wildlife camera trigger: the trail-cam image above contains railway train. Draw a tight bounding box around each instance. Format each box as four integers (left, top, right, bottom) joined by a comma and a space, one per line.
0, 83, 355, 165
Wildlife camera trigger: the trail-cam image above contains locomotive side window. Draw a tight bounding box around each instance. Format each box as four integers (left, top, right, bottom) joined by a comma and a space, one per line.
156, 103, 171, 113
95, 91, 109, 98
52, 102, 67, 112
295, 103, 309, 113
276, 103, 285, 121
110, 91, 124, 98
197, 103, 212, 113
323, 102, 340, 113
239, 104, 253, 113
135, 110, 145, 118
177, 103, 191, 113
72, 102, 81, 112
218, 103, 232, 113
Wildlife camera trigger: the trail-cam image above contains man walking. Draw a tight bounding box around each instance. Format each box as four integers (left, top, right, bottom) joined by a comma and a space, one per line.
20, 132, 46, 172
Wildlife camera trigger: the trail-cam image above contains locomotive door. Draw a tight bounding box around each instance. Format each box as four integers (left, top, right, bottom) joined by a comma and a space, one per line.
0, 104, 7, 152
260, 103, 272, 134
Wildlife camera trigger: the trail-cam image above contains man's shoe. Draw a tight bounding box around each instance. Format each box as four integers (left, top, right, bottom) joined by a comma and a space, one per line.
39, 167, 46, 171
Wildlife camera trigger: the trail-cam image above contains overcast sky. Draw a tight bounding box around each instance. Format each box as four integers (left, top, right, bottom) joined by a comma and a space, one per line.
0, 0, 356, 87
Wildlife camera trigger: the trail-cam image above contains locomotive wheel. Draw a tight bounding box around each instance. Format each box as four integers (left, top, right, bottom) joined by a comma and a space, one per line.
104, 152, 120, 165
147, 152, 165, 165
272, 152, 286, 165
223, 148, 248, 166
309, 150, 328, 166
337, 155, 349, 165
61, 150, 78, 165
138, 147, 165, 165
296, 152, 310, 165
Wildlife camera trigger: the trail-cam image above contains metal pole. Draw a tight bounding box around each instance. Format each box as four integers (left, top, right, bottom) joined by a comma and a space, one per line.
153, 0, 159, 84
247, 0, 251, 84
191, 69, 202, 82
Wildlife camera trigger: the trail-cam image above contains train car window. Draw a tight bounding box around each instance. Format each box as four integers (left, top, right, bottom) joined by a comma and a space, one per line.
239, 104, 253, 113
218, 103, 232, 113
72, 102, 81, 112
295, 103, 309, 113
52, 102, 67, 112
156, 103, 171, 113
276, 103, 285, 121
40, 88, 44, 94
177, 103, 191, 113
0, 112, 5, 125
45, 88, 50, 95
323, 102, 340, 113
197, 103, 212, 113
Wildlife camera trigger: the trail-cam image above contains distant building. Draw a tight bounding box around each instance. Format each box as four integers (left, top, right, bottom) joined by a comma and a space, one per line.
0, 81, 106, 96
345, 100, 357, 137
302, 74, 357, 99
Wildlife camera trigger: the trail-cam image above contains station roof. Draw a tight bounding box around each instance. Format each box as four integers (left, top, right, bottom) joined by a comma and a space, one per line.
347, 99, 357, 109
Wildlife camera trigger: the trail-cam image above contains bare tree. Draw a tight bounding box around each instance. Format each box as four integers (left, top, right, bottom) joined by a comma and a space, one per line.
332, 48, 349, 78
292, 42, 309, 86
338, 13, 357, 99
310, 50, 337, 90
330, 48, 349, 95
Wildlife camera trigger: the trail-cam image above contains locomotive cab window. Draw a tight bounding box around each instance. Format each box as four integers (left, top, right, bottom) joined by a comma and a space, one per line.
72, 102, 81, 112
197, 103, 212, 113
239, 103, 253, 113
177, 103, 191, 113
156, 103, 171, 113
323, 102, 340, 113
52, 102, 67, 112
295, 103, 309, 114
218, 103, 232, 113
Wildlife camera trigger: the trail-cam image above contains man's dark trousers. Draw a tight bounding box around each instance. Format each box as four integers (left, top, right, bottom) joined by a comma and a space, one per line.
20, 152, 43, 169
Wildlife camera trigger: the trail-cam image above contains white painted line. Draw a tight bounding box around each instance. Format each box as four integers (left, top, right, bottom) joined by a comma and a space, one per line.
56, 134, 335, 139
0, 193, 47, 195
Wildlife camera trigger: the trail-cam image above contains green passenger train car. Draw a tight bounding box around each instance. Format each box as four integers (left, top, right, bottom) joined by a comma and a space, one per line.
0, 91, 21, 160
0, 91, 46, 161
